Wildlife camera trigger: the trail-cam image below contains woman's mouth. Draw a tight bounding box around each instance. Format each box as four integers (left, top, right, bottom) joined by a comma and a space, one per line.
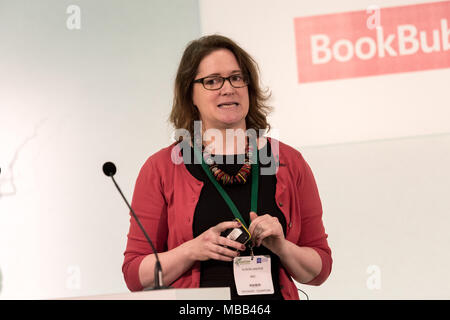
217, 102, 239, 108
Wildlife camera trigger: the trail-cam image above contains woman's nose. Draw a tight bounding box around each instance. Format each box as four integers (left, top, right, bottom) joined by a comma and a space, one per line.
220, 78, 236, 95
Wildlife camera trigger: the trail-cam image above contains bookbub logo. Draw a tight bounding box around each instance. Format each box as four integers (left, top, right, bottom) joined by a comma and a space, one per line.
294, 1, 450, 83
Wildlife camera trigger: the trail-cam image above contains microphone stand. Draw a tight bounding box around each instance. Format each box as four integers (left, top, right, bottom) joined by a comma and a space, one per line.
108, 174, 168, 290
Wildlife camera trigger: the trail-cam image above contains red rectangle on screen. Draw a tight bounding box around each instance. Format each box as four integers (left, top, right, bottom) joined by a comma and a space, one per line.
294, 1, 450, 83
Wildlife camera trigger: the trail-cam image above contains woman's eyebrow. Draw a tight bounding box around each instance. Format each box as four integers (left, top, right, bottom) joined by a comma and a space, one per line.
204, 70, 242, 77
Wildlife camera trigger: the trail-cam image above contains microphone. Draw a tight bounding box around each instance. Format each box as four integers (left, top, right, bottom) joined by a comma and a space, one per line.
102, 161, 167, 290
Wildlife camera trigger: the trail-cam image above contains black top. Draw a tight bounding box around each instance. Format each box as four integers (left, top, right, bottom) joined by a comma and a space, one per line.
182, 139, 287, 300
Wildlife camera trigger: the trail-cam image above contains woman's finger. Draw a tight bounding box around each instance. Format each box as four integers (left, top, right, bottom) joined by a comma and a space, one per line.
255, 230, 272, 247
249, 213, 272, 235
211, 252, 233, 262
215, 244, 241, 258
213, 220, 242, 233
248, 219, 261, 237
217, 236, 246, 251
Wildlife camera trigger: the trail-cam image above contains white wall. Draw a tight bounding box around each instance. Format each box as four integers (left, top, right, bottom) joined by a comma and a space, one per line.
199, 0, 450, 299
0, 0, 200, 299
300, 133, 450, 299
199, 0, 450, 147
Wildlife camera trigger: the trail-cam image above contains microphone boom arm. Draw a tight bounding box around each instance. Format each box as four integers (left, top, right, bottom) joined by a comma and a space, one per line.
110, 175, 164, 289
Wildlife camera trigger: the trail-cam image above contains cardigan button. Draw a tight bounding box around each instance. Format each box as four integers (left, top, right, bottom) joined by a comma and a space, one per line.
289, 222, 293, 228
278, 202, 284, 207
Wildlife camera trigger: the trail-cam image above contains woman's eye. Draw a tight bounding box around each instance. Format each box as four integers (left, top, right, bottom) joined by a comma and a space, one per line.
205, 78, 220, 85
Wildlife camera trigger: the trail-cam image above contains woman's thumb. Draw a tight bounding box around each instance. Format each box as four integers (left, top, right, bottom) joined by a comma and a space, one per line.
250, 211, 258, 221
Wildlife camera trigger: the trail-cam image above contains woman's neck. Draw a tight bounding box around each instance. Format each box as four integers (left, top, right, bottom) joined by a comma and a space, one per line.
189, 125, 266, 155
202, 128, 248, 155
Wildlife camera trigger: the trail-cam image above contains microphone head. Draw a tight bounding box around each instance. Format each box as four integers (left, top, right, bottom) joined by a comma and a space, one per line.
102, 162, 117, 177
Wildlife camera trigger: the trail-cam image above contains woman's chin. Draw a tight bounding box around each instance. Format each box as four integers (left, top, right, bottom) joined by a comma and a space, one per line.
216, 119, 247, 130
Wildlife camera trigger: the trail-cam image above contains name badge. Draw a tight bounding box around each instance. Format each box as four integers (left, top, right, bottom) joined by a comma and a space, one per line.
233, 255, 274, 296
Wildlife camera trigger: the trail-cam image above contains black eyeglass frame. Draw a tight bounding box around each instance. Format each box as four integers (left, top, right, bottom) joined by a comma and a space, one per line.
192, 74, 249, 91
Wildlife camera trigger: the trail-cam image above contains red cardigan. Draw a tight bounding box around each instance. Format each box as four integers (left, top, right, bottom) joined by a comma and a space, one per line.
122, 138, 332, 299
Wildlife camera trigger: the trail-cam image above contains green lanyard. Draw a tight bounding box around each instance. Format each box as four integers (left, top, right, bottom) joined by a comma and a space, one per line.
193, 143, 259, 229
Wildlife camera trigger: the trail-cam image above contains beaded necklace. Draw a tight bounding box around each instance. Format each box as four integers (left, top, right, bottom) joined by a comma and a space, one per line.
195, 136, 255, 185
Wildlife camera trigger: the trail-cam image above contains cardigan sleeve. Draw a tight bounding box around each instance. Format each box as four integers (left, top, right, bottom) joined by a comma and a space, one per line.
297, 155, 332, 286
122, 155, 169, 291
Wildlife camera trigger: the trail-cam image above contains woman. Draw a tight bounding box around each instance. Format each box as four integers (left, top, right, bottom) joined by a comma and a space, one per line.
122, 35, 332, 300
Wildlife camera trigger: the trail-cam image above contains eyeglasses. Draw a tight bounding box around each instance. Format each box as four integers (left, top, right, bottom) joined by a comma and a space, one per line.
193, 74, 249, 90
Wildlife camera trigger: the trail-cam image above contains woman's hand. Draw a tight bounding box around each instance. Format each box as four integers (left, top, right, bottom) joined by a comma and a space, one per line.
248, 212, 285, 253
184, 220, 246, 262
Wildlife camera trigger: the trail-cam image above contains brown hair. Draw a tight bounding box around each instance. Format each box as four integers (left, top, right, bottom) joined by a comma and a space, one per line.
169, 34, 272, 141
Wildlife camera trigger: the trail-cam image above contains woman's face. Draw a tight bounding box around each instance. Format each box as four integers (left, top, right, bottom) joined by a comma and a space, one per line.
192, 49, 250, 132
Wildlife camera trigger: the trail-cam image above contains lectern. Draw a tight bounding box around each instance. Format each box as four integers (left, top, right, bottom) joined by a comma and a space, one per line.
61, 287, 231, 300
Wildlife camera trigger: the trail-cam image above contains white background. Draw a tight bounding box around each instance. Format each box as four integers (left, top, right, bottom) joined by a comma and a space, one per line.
200, 0, 450, 299
199, 0, 450, 148
1, 0, 449, 299
0, 0, 200, 299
